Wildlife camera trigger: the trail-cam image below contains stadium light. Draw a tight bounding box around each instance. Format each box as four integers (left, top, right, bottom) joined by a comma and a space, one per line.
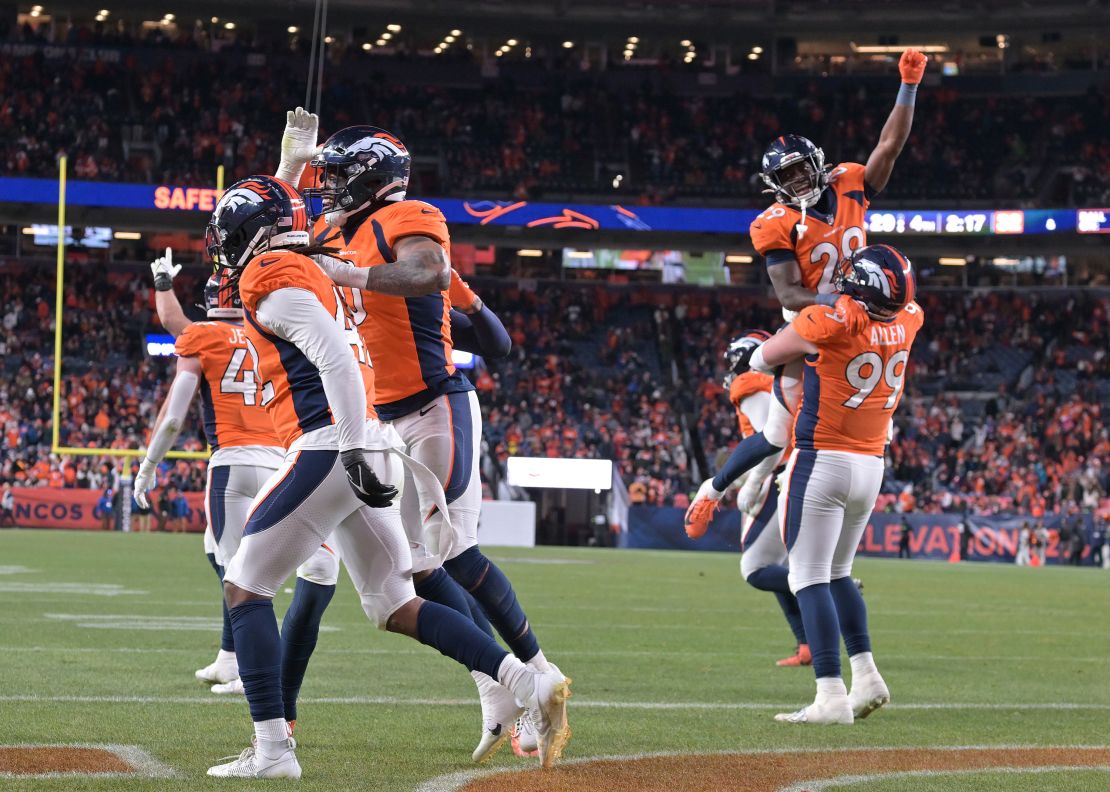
287, 25, 298, 33
210, 16, 217, 23
445, 35, 455, 42
517, 249, 544, 257
99, 8, 109, 14
376, 38, 386, 46
324, 35, 334, 44
752, 45, 763, 54
938, 257, 966, 266
747, 53, 759, 60
224, 21, 235, 29
450, 29, 462, 36
993, 257, 1018, 266
387, 24, 401, 32
628, 36, 639, 44
725, 254, 753, 263
507, 38, 518, 46
95, 13, 106, 21
563, 40, 574, 48
30, 9, 40, 16
381, 32, 392, 40
163, 13, 174, 21
113, 231, 142, 240
495, 50, 503, 57
363, 42, 372, 50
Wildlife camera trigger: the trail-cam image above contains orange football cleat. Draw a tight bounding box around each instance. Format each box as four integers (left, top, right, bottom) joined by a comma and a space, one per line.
776, 644, 813, 667
684, 497, 719, 539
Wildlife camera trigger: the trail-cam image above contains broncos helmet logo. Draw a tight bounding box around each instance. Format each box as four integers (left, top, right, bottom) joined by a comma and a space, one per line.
855, 258, 896, 299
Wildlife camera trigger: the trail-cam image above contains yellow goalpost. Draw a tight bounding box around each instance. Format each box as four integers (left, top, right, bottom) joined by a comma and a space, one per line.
50, 156, 217, 463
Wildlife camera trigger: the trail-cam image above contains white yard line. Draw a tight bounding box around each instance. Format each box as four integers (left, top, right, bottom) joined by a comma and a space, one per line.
3, 694, 1109, 711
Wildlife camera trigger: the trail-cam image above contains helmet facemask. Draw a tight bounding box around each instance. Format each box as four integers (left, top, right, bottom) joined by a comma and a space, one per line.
761, 151, 827, 208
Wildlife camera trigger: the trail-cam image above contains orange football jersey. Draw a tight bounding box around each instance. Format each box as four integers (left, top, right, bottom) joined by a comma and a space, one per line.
750, 162, 870, 294
311, 200, 473, 420
238, 249, 376, 449
792, 301, 924, 455
174, 320, 281, 451
729, 371, 773, 438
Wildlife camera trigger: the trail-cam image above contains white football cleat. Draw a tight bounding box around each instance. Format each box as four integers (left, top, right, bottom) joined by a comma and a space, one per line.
195, 654, 238, 685
523, 664, 572, 768
207, 738, 301, 779
511, 714, 539, 757
211, 677, 245, 696
849, 671, 890, 719
471, 675, 523, 764
774, 692, 854, 725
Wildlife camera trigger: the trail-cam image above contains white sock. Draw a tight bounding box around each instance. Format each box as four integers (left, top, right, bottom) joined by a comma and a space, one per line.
496, 655, 533, 706
815, 677, 847, 698
849, 651, 878, 679
216, 649, 237, 666
254, 718, 290, 759
526, 648, 552, 673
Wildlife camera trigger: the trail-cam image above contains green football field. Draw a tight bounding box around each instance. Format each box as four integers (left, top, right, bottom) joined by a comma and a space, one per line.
2, 529, 1108, 791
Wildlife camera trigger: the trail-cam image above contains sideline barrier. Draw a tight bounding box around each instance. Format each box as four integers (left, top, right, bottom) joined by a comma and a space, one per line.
625, 506, 1098, 564
7, 487, 206, 532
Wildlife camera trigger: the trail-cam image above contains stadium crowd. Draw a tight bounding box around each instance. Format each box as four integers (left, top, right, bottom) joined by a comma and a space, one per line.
2, 35, 1107, 204
2, 258, 1106, 523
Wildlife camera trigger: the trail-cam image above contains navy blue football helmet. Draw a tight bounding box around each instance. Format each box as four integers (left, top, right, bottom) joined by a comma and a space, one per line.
205, 175, 310, 273
833, 244, 916, 319
203, 272, 242, 318
760, 134, 828, 207
724, 329, 773, 377
306, 125, 411, 224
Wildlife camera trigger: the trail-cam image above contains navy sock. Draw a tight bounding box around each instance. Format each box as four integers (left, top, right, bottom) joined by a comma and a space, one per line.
795, 583, 842, 678
745, 564, 806, 646
712, 432, 781, 491
415, 600, 509, 680
280, 579, 336, 723
228, 599, 284, 722
463, 589, 495, 640
444, 546, 538, 662
830, 576, 872, 656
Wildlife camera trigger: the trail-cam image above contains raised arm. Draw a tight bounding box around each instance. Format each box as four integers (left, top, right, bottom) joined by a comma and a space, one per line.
151, 248, 192, 337
749, 324, 819, 372
133, 355, 201, 507
766, 254, 833, 312
314, 234, 451, 297
864, 48, 927, 194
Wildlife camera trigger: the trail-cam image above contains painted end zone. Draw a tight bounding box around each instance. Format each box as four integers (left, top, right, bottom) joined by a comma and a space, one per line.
0, 744, 174, 779
426, 746, 1110, 792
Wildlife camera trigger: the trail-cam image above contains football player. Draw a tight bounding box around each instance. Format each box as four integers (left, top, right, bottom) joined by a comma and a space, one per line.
690, 330, 811, 668
204, 176, 570, 778
277, 117, 562, 762
748, 244, 922, 725
686, 49, 927, 536
138, 256, 338, 698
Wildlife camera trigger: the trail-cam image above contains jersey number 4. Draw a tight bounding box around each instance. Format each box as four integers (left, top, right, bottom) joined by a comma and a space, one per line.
842, 350, 908, 410
220, 348, 264, 406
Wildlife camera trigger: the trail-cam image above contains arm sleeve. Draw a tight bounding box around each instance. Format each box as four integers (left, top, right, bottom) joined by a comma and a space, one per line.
450, 307, 512, 359
146, 368, 200, 463
257, 288, 367, 453
739, 391, 771, 434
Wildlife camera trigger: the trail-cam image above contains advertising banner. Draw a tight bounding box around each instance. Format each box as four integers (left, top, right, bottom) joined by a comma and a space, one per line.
8, 487, 207, 532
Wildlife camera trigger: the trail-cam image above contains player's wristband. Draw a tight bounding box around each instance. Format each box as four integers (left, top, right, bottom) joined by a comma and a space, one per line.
896, 82, 918, 107
815, 293, 839, 307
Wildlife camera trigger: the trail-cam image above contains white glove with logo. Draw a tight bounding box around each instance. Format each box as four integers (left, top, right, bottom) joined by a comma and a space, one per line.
133, 458, 157, 509
275, 106, 319, 184
150, 247, 181, 292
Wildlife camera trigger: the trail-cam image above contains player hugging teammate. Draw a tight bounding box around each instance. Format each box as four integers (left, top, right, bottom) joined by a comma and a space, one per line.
686, 49, 928, 723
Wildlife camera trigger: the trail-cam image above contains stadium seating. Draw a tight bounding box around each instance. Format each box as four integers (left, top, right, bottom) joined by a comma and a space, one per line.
2, 37, 1107, 204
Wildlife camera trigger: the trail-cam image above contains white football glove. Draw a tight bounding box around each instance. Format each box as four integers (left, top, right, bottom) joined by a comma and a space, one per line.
311, 254, 365, 289
693, 477, 725, 504
275, 106, 319, 184
150, 247, 181, 292
133, 458, 157, 509
736, 473, 771, 517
